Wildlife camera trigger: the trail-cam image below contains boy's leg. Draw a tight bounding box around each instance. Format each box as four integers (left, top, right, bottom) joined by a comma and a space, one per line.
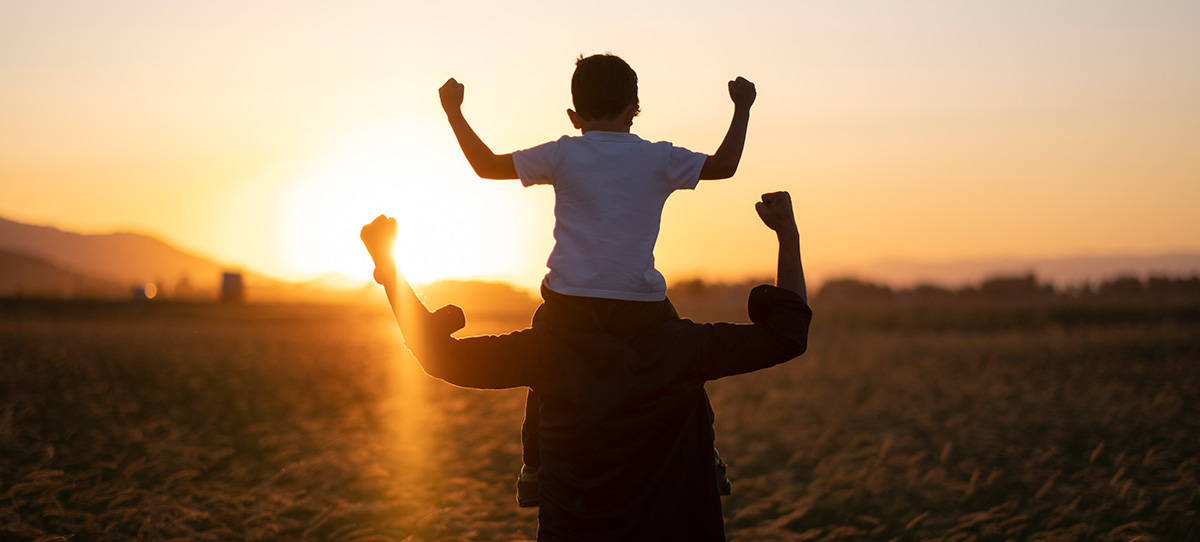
703, 387, 733, 495
517, 388, 541, 507
514, 295, 557, 508
521, 388, 542, 469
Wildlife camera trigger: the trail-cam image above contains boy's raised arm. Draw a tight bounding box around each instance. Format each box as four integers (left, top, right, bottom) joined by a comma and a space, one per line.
698, 76, 756, 181
440, 78, 519, 180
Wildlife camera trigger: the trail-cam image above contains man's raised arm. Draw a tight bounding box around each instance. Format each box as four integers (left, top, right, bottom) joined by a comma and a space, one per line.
360, 215, 465, 346
755, 191, 806, 303
440, 78, 519, 180
693, 192, 810, 381
361, 215, 539, 390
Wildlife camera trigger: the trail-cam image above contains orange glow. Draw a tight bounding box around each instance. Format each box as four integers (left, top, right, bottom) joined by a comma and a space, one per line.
277, 121, 540, 284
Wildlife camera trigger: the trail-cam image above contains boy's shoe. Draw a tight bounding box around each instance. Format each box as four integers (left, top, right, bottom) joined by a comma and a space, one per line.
516, 466, 539, 508
715, 448, 732, 496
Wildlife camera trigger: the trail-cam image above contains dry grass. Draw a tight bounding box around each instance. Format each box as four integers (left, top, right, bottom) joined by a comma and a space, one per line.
1, 299, 1197, 540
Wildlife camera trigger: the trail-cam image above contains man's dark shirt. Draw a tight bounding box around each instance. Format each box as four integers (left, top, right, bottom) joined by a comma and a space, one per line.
404, 285, 812, 541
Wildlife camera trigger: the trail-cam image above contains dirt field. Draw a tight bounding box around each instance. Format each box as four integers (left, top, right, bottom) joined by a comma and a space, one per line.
2, 298, 1197, 541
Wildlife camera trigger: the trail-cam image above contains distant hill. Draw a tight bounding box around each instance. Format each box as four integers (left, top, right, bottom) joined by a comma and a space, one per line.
0, 216, 341, 301
0, 216, 230, 291
415, 279, 539, 319
0, 249, 125, 298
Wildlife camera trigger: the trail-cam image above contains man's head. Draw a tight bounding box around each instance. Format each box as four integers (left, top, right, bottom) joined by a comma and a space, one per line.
570, 53, 639, 123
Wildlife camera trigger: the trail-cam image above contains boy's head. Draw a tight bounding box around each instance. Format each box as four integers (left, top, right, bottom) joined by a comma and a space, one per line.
571, 53, 639, 122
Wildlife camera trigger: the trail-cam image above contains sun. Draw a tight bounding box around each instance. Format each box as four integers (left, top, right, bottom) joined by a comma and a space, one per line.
278, 120, 543, 285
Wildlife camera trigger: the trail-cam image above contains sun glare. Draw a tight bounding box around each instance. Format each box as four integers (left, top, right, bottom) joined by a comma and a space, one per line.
279, 121, 532, 284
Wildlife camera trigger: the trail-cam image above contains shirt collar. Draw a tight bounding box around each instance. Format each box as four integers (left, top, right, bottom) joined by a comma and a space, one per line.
582, 131, 643, 143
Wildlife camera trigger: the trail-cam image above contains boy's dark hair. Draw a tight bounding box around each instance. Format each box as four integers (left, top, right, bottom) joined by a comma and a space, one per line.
571, 53, 640, 121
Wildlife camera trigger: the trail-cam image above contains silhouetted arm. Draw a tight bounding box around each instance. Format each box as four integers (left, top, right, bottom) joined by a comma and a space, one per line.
362, 215, 544, 390
698, 77, 756, 180
360, 216, 464, 349
755, 191, 806, 302
440, 78, 519, 180
692, 192, 811, 381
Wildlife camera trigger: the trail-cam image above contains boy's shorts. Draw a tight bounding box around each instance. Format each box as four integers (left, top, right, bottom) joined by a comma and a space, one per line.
533, 284, 679, 333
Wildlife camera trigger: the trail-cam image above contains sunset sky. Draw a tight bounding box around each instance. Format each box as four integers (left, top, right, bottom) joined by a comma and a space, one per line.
2, 1, 1198, 291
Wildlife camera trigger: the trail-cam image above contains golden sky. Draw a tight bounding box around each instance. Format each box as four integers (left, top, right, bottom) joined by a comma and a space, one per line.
2, 1, 1198, 290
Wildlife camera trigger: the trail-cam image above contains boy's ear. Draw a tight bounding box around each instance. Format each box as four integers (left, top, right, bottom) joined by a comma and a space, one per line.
566, 109, 585, 130
619, 103, 637, 126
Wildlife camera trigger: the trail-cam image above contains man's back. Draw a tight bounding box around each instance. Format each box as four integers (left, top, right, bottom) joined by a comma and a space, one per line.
409, 285, 811, 541
532, 321, 723, 540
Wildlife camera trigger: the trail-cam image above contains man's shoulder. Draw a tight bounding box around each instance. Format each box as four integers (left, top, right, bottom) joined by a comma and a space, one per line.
748, 285, 812, 323
533, 318, 700, 358
624, 318, 706, 352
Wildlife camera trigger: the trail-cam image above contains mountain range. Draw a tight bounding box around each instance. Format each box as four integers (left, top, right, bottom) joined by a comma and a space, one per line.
0, 216, 232, 296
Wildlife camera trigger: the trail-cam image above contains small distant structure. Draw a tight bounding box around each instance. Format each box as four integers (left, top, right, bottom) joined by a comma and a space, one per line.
132, 283, 158, 301
221, 272, 245, 303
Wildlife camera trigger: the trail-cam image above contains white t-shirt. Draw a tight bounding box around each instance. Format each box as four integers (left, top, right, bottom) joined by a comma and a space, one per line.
513, 131, 707, 301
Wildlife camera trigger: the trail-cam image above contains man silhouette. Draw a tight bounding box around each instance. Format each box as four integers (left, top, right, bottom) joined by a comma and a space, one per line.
361, 191, 812, 541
